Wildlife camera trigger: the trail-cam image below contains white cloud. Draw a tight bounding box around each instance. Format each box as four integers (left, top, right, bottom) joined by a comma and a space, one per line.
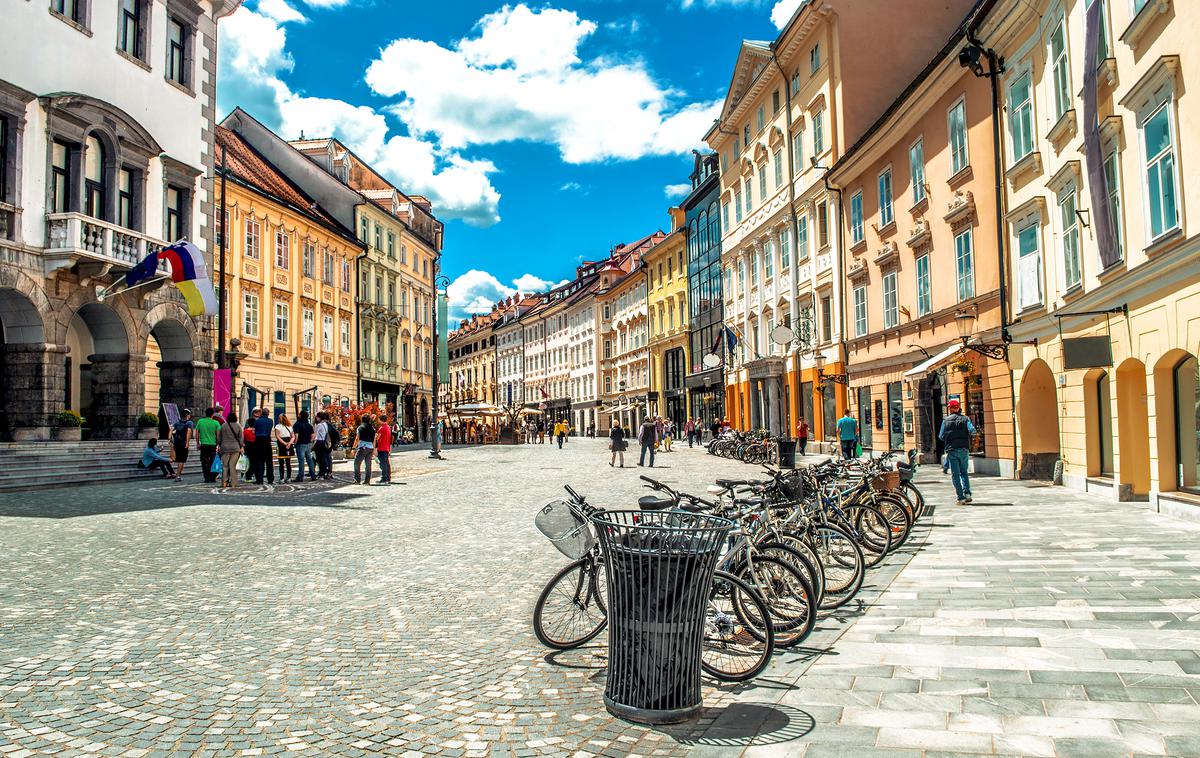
301, 0, 352, 6
258, 0, 306, 23
218, 6, 502, 226
364, 3, 721, 164
446, 270, 560, 320
770, 0, 804, 28
681, 0, 759, 7
559, 181, 582, 192
511, 273, 568, 292
664, 183, 691, 198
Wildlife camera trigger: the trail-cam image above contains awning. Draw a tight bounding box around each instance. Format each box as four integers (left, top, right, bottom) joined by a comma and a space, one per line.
902, 343, 964, 379
449, 402, 504, 416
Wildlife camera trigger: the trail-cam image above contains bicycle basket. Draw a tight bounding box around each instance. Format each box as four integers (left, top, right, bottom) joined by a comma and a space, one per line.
869, 471, 901, 491
535, 500, 595, 560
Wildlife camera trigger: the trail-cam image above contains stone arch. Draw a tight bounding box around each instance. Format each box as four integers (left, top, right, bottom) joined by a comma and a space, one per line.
1152, 349, 1197, 493
0, 287, 56, 440
1018, 358, 1059, 480
1082, 368, 1114, 478
64, 300, 135, 438
1115, 358, 1151, 497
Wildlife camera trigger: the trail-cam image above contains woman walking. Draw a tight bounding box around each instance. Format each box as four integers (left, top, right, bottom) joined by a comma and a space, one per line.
274, 414, 295, 482
796, 416, 810, 457
354, 413, 376, 485
217, 412, 244, 489
608, 418, 626, 467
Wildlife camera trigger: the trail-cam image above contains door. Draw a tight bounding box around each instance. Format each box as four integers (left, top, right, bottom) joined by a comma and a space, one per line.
887, 381, 904, 451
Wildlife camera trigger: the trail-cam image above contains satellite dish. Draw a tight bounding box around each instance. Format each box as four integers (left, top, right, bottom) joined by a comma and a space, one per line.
771, 325, 795, 345
702, 353, 721, 369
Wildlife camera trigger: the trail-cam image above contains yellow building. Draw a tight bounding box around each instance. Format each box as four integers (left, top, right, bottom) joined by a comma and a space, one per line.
977, 0, 1200, 518
213, 126, 361, 418
646, 210, 690, 429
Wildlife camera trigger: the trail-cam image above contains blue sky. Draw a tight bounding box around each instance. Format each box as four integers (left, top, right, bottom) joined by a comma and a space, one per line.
218, 0, 800, 318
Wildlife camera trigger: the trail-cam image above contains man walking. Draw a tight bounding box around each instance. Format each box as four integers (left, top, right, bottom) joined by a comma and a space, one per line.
637, 417, 658, 468
195, 407, 221, 483
836, 408, 859, 460
293, 410, 315, 483
375, 413, 393, 484
939, 399, 976, 505
171, 408, 194, 481
313, 411, 333, 480
252, 407, 275, 485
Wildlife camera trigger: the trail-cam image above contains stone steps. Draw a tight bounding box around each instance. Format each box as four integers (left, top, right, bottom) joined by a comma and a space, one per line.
0, 440, 166, 493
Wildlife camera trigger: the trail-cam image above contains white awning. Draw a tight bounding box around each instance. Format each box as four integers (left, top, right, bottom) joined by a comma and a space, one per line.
902, 343, 964, 379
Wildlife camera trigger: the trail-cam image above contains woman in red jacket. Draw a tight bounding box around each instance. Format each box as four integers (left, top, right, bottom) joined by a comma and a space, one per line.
375, 414, 393, 485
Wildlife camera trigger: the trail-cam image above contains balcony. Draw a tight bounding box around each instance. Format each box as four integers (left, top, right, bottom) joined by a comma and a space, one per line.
44, 212, 167, 278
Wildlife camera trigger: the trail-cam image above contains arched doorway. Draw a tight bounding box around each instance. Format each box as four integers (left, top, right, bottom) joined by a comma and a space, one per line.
1083, 369, 1114, 477
1018, 358, 1060, 480
1172, 354, 1199, 493
149, 319, 196, 430
68, 302, 130, 438
1115, 358, 1151, 497
0, 288, 51, 440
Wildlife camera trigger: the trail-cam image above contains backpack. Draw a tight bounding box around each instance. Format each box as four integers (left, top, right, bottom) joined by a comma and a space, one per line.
243, 425, 256, 444
326, 422, 341, 450
172, 421, 189, 446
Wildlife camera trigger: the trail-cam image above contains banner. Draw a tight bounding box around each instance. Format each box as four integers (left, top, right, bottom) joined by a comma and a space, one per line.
1083, 0, 1119, 269
213, 369, 232, 414
437, 292, 450, 384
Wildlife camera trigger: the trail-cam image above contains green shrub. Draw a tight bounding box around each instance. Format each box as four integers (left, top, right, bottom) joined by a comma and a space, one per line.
56, 410, 84, 427
137, 412, 160, 428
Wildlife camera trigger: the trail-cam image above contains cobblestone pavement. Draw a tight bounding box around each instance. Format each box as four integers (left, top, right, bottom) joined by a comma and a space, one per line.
1, 441, 1199, 757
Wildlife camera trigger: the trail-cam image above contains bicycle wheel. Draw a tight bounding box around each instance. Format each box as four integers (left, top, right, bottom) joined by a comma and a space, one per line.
734, 555, 817, 648
701, 570, 775, 682
533, 558, 607, 650
758, 539, 824, 611
806, 524, 865, 610
900, 480, 926, 520
840, 505, 892, 567
873, 494, 913, 551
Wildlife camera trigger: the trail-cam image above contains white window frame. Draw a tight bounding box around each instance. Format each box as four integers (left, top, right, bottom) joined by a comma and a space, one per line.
1007, 66, 1035, 162
948, 98, 968, 174
878, 167, 894, 227
274, 229, 289, 270
322, 313, 333, 352
1015, 219, 1044, 310
909, 137, 926, 205
1102, 148, 1125, 261
882, 270, 898, 328
915, 254, 932, 316
1057, 184, 1083, 291
797, 215, 809, 260
1139, 96, 1181, 244
1048, 14, 1071, 121
242, 290, 259, 337
812, 108, 825, 157
302, 306, 314, 348
274, 301, 289, 343
954, 228, 975, 302
850, 190, 864, 244
853, 286, 867, 337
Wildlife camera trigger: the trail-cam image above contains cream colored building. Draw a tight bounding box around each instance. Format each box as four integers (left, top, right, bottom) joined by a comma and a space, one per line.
977, 0, 1200, 519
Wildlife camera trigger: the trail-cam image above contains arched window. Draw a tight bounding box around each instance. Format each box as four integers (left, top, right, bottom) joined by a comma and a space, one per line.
84, 135, 107, 219
698, 210, 709, 254
707, 201, 720, 247
689, 219, 699, 263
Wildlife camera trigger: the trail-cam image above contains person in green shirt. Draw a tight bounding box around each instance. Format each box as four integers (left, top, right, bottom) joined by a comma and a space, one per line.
195, 407, 222, 483
836, 408, 859, 460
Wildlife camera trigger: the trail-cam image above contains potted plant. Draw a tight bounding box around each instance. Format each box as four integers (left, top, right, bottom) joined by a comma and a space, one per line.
53, 410, 84, 441
137, 412, 160, 439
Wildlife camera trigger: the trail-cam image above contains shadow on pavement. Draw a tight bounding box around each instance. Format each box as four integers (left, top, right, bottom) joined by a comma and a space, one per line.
668, 701, 815, 747
0, 478, 376, 519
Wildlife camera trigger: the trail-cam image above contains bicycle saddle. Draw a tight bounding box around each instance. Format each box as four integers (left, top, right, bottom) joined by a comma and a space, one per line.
638, 495, 676, 511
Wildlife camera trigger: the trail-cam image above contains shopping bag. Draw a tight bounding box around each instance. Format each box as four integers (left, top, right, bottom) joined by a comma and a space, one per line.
855, 441, 863, 457
211, 455, 222, 474
236, 454, 250, 473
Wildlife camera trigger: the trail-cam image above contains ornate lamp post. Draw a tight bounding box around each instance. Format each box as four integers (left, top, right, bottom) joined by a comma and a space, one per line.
429, 273, 450, 459
813, 350, 848, 386
953, 310, 1009, 360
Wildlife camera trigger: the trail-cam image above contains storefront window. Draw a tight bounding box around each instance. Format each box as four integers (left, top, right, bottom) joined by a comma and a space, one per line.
821, 384, 836, 440
857, 386, 873, 450
1175, 355, 1199, 493
887, 381, 904, 451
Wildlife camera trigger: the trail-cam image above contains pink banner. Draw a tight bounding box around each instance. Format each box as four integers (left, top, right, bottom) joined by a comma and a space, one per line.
213, 369, 232, 417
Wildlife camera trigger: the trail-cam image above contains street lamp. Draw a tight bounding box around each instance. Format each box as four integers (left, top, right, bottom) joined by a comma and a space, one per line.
953, 310, 1009, 360
814, 350, 848, 386
430, 273, 450, 460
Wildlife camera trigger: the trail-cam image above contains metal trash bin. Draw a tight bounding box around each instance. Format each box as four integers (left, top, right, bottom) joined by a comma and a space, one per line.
591, 510, 733, 725
777, 437, 798, 468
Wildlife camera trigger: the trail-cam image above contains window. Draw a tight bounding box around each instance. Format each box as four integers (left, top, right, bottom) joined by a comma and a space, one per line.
84, 135, 105, 219
792, 129, 803, 161
243, 291, 259, 336
1173, 354, 1200, 493
274, 302, 289, 342
773, 150, 783, 187
340, 319, 350, 353
758, 165, 767, 199
820, 295, 832, 342
1103, 150, 1124, 260
166, 18, 189, 86
853, 286, 867, 337
772, 90, 781, 114
797, 215, 808, 259
882, 271, 898, 328
375, 332, 383, 363
734, 191, 743, 222
244, 217, 260, 259
916, 254, 932, 315
51, 0, 84, 24
1142, 101, 1179, 241
954, 228, 974, 302
810, 43, 821, 74
1058, 185, 1082, 290
322, 250, 334, 284
51, 141, 71, 213
756, 106, 765, 133
812, 109, 825, 156
1008, 71, 1034, 161
780, 228, 790, 269
387, 231, 395, 258
302, 307, 314, 347
722, 201, 730, 229
322, 313, 333, 351
375, 276, 382, 306
1049, 17, 1071, 120
909, 139, 926, 204
302, 242, 315, 277
744, 179, 752, 212
791, 71, 800, 95
359, 217, 368, 241
737, 259, 745, 291
878, 169, 894, 227
373, 224, 381, 253
118, 167, 134, 228
948, 100, 968, 173
743, 124, 750, 147
165, 185, 184, 241
1016, 223, 1043, 309
118, 0, 146, 59
764, 240, 774, 279
274, 229, 290, 269
850, 191, 864, 244
388, 281, 395, 309
817, 200, 829, 248
341, 259, 350, 292
1085, 0, 1112, 65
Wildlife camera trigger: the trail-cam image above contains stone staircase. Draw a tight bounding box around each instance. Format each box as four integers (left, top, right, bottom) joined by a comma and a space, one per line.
0, 440, 153, 493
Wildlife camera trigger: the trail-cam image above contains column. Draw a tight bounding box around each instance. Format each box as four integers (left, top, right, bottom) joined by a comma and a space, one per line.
1, 343, 66, 441
767, 377, 780, 435
88, 353, 137, 439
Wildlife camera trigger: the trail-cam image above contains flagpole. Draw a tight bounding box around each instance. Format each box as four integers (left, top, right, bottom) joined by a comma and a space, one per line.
217, 142, 228, 370
95, 274, 172, 302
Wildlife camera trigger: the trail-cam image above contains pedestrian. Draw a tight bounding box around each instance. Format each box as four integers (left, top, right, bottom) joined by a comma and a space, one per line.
685, 418, 695, 448
555, 418, 567, 449
141, 437, 175, 479
195, 407, 221, 483
213, 404, 226, 423
274, 413, 295, 482
354, 413, 376, 485
313, 411, 333, 479
170, 408, 194, 481
710, 419, 720, 443
637, 416, 658, 468
663, 420, 674, 452
252, 407, 276, 485
796, 416, 810, 457
217, 412, 243, 489
608, 416, 626, 467
292, 410, 315, 482
939, 399, 976, 505
537, 417, 546, 444
654, 416, 665, 449
242, 408, 260, 482
836, 409, 858, 460
375, 413, 393, 484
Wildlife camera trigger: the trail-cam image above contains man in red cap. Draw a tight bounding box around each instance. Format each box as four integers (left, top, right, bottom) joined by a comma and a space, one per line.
939, 399, 976, 504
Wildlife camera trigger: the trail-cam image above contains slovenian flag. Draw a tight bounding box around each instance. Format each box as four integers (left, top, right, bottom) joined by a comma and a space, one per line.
124, 240, 218, 317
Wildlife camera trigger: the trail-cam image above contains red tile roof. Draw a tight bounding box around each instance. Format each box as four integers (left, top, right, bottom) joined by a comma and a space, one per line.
216, 125, 341, 230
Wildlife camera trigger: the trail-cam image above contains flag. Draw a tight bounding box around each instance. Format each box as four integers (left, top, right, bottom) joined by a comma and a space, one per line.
124, 252, 160, 287
540, 386, 549, 399
710, 328, 724, 354
159, 240, 218, 317
724, 325, 739, 356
